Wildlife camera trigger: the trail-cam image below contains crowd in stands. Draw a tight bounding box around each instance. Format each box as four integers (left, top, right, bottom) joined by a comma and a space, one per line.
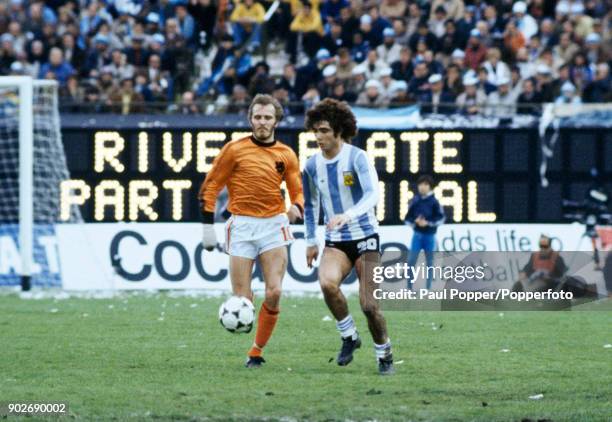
0, 0, 610, 116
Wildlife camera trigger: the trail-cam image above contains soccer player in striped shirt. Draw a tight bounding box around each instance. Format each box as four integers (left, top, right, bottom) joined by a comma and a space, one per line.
199, 94, 304, 368
302, 99, 394, 375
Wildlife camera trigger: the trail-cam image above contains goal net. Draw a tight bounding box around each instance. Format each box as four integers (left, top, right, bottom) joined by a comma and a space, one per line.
0, 77, 80, 289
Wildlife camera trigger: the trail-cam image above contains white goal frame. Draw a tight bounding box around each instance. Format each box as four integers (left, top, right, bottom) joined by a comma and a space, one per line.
0, 76, 58, 290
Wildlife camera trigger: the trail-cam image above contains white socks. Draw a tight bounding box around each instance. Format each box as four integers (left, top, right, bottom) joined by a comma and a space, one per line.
374, 340, 392, 359
336, 314, 357, 339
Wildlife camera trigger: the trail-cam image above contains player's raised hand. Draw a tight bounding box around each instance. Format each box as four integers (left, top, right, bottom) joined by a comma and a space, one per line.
306, 245, 319, 268
287, 204, 303, 223
327, 214, 351, 231
201, 224, 218, 251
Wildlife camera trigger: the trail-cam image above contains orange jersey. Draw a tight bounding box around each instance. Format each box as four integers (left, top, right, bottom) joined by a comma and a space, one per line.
199, 136, 304, 220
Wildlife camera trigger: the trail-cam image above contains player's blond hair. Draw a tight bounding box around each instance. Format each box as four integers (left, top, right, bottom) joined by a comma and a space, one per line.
248, 94, 284, 123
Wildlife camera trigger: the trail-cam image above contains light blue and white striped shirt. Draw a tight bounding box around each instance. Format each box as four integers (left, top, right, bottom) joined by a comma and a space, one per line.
303, 143, 379, 245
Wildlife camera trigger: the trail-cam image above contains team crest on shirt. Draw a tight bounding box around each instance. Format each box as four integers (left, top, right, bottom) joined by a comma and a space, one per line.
343, 171, 354, 186
275, 161, 285, 174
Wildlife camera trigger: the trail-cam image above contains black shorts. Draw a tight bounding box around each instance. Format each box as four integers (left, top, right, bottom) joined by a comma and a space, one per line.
325, 233, 380, 265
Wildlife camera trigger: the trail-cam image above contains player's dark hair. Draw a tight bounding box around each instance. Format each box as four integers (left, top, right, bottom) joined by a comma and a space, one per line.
305, 98, 358, 140
248, 94, 284, 123
417, 175, 434, 188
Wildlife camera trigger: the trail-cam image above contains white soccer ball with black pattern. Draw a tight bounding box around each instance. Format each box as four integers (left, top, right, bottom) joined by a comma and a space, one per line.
218, 296, 255, 333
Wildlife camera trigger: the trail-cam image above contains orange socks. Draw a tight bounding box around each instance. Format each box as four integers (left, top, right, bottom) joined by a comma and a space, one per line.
248, 302, 279, 357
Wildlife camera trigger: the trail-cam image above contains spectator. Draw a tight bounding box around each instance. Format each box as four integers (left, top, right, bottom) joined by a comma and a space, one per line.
482, 47, 511, 85
172, 90, 201, 114
512, 1, 538, 41
363, 50, 386, 79
230, 0, 264, 50
464, 29, 487, 70
583, 63, 611, 102
517, 78, 542, 114
335, 48, 355, 81
175, 4, 196, 47
288, 0, 324, 62
534, 64, 555, 102
0, 34, 16, 74
551, 63, 572, 98
438, 19, 463, 56
318, 65, 338, 99
105, 49, 134, 81
430, 0, 465, 22
444, 63, 464, 97
391, 18, 410, 46
329, 80, 356, 102
455, 5, 477, 44
569, 52, 593, 90
6, 22, 26, 56
82, 85, 106, 113
123, 34, 148, 68
226, 84, 251, 114
391, 46, 413, 83
248, 61, 275, 97
554, 81, 582, 105
538, 18, 558, 49
59, 74, 84, 110
553, 32, 580, 65
405, 3, 423, 37
483, 5, 507, 39
350, 31, 369, 63
26, 39, 46, 78
407, 59, 430, 100
486, 76, 518, 117
379, 67, 393, 98
107, 77, 145, 114
39, 47, 75, 85
338, 6, 359, 48
477, 66, 497, 95
61, 33, 85, 76
388, 80, 411, 106
380, 0, 407, 20
409, 22, 438, 54
320, 0, 349, 23
277, 63, 299, 101
450, 48, 466, 70
504, 20, 526, 56
322, 19, 345, 56
420, 74, 455, 114
584, 33, 606, 66
363, 6, 391, 48
456, 73, 486, 115
429, 6, 449, 39
187, 0, 218, 51
376, 28, 401, 64
346, 63, 366, 98
356, 79, 389, 108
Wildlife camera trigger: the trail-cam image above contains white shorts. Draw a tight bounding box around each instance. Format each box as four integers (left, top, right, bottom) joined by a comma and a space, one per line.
224, 214, 294, 259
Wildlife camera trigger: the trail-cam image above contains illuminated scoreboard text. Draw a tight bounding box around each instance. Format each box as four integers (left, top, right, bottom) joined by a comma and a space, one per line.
60, 128, 610, 223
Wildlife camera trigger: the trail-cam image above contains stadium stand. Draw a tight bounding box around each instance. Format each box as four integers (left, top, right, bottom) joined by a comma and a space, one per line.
0, 0, 610, 115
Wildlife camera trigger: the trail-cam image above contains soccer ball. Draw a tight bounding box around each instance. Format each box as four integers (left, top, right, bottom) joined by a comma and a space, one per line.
218, 296, 255, 333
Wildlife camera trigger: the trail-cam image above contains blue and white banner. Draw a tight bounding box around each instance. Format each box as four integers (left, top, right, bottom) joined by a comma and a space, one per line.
352, 105, 420, 130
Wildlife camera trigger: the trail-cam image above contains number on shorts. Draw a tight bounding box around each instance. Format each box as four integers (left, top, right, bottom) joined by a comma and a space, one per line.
357, 237, 378, 253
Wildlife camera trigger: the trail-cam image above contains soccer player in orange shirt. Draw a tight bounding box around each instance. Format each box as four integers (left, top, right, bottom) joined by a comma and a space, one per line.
198, 94, 304, 368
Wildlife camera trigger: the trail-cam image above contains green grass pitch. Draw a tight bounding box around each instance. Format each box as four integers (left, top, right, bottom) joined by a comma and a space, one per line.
1, 292, 611, 421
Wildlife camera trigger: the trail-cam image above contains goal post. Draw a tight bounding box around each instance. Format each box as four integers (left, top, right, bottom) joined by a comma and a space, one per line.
0, 77, 33, 290
0, 76, 79, 290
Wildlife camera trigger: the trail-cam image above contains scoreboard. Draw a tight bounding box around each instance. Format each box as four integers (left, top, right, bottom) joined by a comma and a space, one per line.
60, 127, 612, 224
